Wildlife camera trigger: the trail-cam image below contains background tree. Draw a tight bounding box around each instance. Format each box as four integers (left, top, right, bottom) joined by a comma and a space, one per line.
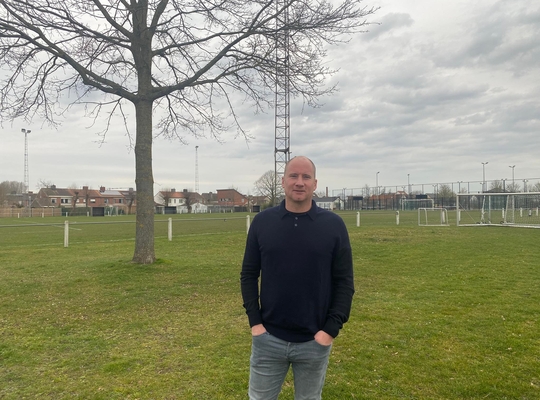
159, 188, 175, 207
0, 0, 376, 263
254, 170, 284, 206
182, 191, 198, 213
437, 184, 455, 207
72, 190, 80, 214
489, 180, 505, 192
35, 179, 55, 190
0, 180, 24, 206
507, 182, 522, 193
125, 188, 136, 215
363, 184, 371, 197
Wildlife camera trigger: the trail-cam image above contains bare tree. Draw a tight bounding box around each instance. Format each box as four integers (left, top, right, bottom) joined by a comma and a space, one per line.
125, 188, 136, 215
159, 188, 175, 207
72, 190, 80, 213
363, 184, 371, 197
35, 179, 55, 190
507, 182, 521, 193
182, 191, 199, 213
437, 184, 454, 206
254, 170, 283, 206
0, 0, 377, 263
489, 180, 505, 192
0, 180, 24, 206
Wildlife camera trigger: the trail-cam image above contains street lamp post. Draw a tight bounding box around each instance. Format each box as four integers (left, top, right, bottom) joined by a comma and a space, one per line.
376, 172, 380, 210
509, 165, 515, 188
481, 162, 488, 192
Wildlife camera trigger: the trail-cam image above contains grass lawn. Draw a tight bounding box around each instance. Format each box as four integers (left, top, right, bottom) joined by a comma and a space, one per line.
0, 212, 539, 399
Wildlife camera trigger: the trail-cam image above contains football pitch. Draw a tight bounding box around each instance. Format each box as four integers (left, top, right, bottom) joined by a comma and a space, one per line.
0, 211, 538, 399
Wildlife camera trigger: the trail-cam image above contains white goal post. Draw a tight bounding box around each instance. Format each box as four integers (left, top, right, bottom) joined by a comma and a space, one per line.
418, 208, 449, 226
401, 198, 434, 211
456, 192, 540, 228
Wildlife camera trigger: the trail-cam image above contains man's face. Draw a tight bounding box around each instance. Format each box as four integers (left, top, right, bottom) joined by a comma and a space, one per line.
282, 157, 317, 206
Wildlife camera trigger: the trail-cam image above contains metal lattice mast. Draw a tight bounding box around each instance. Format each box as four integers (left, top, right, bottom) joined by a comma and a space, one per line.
195, 145, 199, 193
22, 128, 31, 193
274, 0, 291, 188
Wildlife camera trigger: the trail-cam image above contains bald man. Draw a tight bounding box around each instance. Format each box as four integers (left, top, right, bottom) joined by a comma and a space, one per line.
241, 156, 355, 400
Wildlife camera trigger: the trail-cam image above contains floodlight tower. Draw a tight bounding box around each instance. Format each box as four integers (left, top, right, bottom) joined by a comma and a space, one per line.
509, 165, 515, 187
22, 128, 31, 194
481, 161, 488, 192
195, 145, 199, 193
274, 0, 291, 190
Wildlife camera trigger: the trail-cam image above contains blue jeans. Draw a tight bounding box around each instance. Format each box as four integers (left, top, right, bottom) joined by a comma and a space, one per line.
249, 332, 332, 400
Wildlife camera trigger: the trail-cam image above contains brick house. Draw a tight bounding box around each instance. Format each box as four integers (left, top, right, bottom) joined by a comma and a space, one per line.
216, 188, 248, 208
33, 185, 136, 214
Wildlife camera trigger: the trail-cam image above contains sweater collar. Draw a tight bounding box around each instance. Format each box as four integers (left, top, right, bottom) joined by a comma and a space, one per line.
278, 199, 317, 220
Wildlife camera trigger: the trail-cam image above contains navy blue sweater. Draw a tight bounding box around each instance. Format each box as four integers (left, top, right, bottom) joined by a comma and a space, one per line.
240, 200, 354, 342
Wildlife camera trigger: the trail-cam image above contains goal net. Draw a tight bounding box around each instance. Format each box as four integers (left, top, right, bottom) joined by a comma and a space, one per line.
456, 192, 540, 228
418, 208, 449, 226
401, 198, 434, 210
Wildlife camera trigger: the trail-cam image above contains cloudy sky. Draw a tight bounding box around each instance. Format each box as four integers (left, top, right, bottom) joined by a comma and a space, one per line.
1, 0, 539, 196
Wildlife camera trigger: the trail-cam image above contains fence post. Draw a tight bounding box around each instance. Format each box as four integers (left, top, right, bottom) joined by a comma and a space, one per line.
246, 215, 251, 233
356, 212, 360, 227
396, 211, 400, 225
168, 218, 172, 241
64, 221, 69, 248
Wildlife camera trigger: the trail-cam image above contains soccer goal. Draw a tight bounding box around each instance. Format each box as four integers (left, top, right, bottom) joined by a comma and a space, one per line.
401, 198, 434, 211
456, 192, 540, 228
418, 208, 449, 226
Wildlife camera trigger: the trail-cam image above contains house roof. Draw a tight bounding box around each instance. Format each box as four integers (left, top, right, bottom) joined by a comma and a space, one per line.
315, 196, 340, 202
216, 188, 245, 195
41, 187, 74, 197
35, 186, 136, 206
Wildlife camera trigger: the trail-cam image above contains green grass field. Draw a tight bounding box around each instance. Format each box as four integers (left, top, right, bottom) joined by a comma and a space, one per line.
0, 212, 539, 399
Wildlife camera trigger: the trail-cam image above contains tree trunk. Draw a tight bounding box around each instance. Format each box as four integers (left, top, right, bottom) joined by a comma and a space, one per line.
132, 99, 156, 264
